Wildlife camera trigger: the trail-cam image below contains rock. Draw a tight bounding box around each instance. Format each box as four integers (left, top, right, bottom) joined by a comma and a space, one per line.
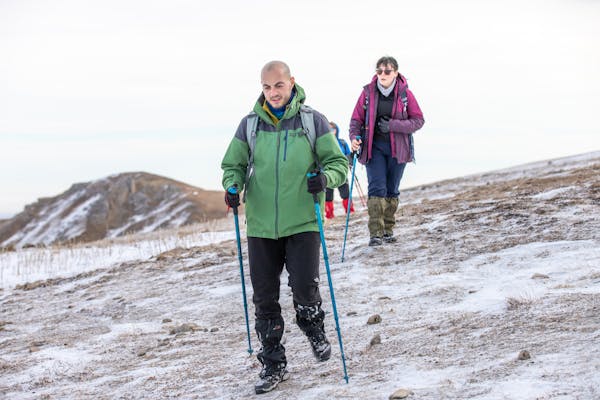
389, 388, 413, 399
162, 318, 172, 323
370, 334, 381, 346
169, 323, 200, 335
531, 273, 549, 279
346, 311, 358, 316
518, 350, 531, 360
16, 281, 46, 291
210, 327, 218, 333
0, 320, 10, 332
367, 314, 382, 325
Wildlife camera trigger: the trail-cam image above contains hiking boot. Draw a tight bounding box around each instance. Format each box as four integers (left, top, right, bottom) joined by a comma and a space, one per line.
307, 330, 331, 361
369, 237, 383, 246
325, 201, 334, 219
295, 303, 331, 362
255, 362, 289, 394
383, 197, 399, 235
342, 198, 355, 213
367, 197, 385, 239
383, 233, 397, 243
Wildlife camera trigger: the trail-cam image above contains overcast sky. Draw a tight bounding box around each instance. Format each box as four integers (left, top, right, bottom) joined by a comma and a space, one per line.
1, 0, 599, 217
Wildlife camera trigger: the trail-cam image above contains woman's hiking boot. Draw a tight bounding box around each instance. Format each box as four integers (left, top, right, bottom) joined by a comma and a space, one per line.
369, 236, 383, 246
367, 197, 385, 241
383, 197, 399, 238
383, 233, 397, 243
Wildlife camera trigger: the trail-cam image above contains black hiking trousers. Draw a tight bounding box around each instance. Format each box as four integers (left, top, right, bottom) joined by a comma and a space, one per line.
325, 182, 350, 202
247, 231, 322, 320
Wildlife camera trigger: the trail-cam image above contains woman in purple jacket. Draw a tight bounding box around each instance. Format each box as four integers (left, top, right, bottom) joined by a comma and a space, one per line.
349, 56, 424, 246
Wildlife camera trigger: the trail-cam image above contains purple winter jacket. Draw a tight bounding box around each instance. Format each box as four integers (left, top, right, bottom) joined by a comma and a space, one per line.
349, 74, 425, 165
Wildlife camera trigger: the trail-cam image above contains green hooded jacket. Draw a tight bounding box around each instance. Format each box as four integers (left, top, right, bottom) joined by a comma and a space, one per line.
221, 84, 348, 239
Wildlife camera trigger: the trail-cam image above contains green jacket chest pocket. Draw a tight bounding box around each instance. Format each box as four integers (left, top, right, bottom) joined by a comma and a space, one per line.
281, 130, 313, 166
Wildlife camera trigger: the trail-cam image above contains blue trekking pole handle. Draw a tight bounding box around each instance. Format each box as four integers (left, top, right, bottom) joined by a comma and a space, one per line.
306, 173, 349, 383
341, 136, 361, 263
228, 186, 253, 354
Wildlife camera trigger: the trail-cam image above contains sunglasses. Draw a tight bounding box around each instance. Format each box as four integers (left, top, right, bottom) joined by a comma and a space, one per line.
376, 69, 394, 76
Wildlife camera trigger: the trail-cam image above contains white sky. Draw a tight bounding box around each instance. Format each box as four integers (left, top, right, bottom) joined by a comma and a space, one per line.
1, 0, 599, 216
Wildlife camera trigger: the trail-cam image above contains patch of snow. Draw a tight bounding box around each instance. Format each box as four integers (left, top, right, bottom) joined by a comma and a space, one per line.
0, 230, 236, 290
531, 186, 577, 200
448, 240, 600, 314
2, 188, 89, 247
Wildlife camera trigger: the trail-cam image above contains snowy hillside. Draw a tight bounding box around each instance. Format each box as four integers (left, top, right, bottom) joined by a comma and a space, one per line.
0, 152, 599, 399
0, 172, 225, 249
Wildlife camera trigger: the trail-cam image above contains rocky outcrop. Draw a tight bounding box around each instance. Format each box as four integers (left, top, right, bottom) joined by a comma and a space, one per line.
0, 172, 225, 248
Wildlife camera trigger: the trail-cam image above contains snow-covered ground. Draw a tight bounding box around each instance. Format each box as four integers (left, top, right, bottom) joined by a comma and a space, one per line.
0, 220, 235, 290
0, 152, 599, 399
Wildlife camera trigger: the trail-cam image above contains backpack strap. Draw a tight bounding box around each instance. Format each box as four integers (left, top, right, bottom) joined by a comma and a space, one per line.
363, 86, 370, 125
398, 87, 414, 162
246, 112, 259, 164
400, 88, 408, 112
299, 104, 321, 170
243, 112, 259, 202
360, 87, 370, 155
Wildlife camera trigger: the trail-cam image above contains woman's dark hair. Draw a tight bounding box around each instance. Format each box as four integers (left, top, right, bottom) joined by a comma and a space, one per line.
376, 56, 398, 71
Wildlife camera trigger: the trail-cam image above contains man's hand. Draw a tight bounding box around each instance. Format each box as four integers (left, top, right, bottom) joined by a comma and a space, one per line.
225, 186, 240, 208
307, 172, 327, 194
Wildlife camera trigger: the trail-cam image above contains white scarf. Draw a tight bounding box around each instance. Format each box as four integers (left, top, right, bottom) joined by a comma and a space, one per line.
377, 78, 396, 97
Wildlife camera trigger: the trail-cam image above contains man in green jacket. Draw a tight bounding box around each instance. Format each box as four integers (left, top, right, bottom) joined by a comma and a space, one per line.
221, 60, 348, 394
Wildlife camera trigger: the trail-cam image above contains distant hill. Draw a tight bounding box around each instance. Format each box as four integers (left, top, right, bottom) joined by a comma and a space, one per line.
0, 172, 227, 248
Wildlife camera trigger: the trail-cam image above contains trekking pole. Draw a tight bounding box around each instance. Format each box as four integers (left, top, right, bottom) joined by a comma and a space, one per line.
307, 172, 349, 383
228, 187, 253, 355
353, 175, 367, 207
341, 136, 361, 263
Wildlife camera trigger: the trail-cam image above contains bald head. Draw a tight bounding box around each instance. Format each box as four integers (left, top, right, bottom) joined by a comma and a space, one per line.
261, 60, 291, 79
260, 60, 295, 109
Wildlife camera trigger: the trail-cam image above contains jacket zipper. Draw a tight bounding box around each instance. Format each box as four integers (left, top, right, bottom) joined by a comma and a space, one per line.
283, 130, 288, 161
274, 128, 281, 238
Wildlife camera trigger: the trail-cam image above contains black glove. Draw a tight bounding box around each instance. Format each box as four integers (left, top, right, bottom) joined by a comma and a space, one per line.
225, 186, 240, 208
377, 116, 390, 134
307, 172, 327, 194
